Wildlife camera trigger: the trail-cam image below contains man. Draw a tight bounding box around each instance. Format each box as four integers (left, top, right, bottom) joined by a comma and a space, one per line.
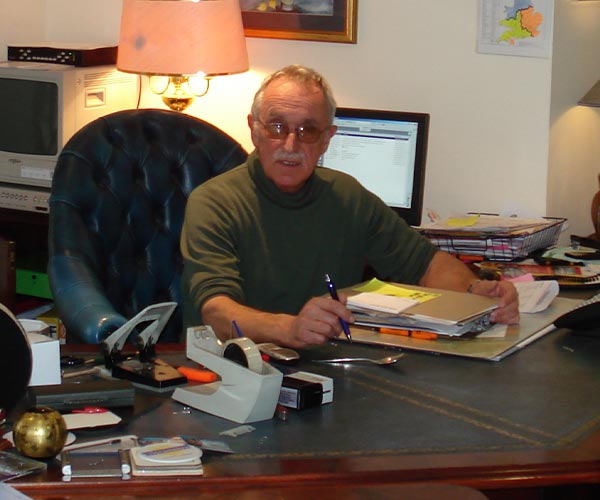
181, 65, 519, 348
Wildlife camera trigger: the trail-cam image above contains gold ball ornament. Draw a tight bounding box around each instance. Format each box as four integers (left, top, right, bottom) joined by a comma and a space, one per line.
13, 406, 67, 458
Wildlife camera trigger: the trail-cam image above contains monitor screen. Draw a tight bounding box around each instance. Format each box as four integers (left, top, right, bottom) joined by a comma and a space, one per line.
319, 107, 429, 226
0, 78, 59, 155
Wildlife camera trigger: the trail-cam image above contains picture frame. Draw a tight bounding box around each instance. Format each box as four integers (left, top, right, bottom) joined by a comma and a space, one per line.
240, 0, 357, 44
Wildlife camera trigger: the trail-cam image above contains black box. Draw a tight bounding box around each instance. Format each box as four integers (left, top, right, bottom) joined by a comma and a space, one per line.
8, 45, 117, 67
28, 380, 134, 411
278, 376, 323, 410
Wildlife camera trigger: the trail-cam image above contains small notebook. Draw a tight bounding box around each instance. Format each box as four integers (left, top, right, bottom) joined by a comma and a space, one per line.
129, 438, 203, 477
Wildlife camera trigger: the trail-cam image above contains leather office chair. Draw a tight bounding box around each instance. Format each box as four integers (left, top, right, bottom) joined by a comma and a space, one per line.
48, 109, 247, 344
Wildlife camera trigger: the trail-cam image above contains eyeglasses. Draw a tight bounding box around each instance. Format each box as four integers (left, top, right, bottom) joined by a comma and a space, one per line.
257, 120, 329, 144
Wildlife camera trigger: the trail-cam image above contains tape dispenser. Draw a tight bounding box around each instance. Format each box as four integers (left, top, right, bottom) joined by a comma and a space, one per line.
172, 326, 283, 423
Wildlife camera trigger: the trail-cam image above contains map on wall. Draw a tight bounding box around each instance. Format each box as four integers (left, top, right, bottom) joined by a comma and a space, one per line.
477, 0, 554, 58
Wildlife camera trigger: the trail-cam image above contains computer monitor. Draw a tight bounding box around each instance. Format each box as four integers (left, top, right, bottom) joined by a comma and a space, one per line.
319, 107, 429, 226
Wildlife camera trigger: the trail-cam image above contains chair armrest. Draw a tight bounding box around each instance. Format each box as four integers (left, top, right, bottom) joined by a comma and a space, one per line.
48, 255, 127, 344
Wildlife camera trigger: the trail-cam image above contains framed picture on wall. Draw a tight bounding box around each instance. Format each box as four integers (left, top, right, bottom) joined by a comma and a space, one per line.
240, 0, 357, 44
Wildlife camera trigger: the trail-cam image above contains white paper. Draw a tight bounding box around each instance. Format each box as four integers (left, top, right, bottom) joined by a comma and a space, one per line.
514, 280, 559, 313
347, 292, 418, 315
62, 411, 122, 430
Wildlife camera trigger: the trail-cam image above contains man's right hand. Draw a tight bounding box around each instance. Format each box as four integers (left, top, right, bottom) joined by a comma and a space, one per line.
283, 295, 355, 348
201, 294, 355, 349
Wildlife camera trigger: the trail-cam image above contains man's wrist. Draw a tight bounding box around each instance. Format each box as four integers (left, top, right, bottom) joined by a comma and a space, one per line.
467, 279, 482, 294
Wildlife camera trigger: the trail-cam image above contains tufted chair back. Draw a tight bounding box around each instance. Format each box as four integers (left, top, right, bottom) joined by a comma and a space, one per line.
48, 109, 248, 344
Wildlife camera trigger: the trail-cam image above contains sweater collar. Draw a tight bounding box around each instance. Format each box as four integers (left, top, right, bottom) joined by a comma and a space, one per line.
248, 150, 324, 209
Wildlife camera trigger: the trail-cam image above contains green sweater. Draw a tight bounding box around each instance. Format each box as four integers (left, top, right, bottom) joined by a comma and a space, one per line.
181, 151, 437, 328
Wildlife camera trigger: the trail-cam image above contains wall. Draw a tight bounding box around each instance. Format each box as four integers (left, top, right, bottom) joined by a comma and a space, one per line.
548, 0, 600, 244
1, 0, 598, 234
0, 0, 45, 47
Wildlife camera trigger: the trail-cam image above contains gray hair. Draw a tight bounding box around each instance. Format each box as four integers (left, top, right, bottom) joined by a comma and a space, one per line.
251, 65, 337, 124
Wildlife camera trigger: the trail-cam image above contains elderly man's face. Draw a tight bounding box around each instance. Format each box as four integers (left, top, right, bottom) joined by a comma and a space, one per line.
248, 78, 336, 193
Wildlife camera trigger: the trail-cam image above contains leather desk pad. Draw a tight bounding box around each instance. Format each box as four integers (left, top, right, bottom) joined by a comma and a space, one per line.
59, 329, 600, 462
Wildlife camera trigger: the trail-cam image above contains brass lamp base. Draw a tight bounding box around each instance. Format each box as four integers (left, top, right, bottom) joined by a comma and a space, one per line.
162, 95, 195, 112
151, 75, 210, 112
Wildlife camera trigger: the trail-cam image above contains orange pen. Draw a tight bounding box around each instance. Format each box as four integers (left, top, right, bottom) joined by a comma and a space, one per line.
177, 366, 218, 383
378, 328, 438, 340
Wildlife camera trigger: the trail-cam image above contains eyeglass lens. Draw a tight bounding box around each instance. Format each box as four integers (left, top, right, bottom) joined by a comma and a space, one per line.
261, 122, 324, 144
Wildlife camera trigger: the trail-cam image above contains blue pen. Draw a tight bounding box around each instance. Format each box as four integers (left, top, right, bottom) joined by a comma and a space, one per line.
324, 274, 352, 343
231, 320, 244, 338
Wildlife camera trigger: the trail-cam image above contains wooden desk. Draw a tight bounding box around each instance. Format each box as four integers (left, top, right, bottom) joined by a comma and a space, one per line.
8, 328, 600, 500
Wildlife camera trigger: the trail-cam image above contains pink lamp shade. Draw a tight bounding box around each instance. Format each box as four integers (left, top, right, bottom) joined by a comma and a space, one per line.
117, 0, 249, 77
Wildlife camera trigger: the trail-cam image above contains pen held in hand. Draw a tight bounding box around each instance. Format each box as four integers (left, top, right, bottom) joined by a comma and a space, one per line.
324, 273, 352, 343
231, 320, 244, 338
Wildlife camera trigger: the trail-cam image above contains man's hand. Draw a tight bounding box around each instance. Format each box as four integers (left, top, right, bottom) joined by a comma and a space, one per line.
470, 279, 520, 324
201, 294, 355, 349
419, 251, 520, 325
284, 295, 355, 348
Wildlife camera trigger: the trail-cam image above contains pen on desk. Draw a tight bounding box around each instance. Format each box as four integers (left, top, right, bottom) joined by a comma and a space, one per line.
378, 327, 438, 340
232, 320, 244, 338
61, 366, 101, 379
324, 274, 352, 343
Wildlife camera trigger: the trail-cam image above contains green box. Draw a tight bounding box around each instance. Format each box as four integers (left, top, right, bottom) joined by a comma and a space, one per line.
16, 255, 52, 299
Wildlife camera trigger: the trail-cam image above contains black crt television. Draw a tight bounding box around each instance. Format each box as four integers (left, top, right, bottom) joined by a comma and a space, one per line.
319, 107, 429, 227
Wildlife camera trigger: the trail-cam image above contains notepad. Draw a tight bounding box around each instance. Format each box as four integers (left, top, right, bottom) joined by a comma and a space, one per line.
129, 438, 203, 476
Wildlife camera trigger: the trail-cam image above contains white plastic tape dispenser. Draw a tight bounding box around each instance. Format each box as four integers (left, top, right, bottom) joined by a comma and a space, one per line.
172, 326, 283, 423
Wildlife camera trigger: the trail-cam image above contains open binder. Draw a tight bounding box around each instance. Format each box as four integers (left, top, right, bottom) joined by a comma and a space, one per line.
343, 280, 499, 337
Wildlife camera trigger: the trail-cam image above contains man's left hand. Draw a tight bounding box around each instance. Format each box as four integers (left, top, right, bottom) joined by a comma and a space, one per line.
470, 280, 520, 325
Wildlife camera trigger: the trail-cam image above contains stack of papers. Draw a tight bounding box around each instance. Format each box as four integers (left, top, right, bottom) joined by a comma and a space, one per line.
418, 215, 565, 261
420, 215, 556, 234
345, 279, 498, 337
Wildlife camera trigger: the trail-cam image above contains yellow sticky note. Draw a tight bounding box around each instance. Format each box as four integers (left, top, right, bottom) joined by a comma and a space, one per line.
353, 278, 439, 303
446, 214, 479, 227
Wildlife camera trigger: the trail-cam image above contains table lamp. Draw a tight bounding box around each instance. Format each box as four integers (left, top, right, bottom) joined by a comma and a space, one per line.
117, 0, 249, 112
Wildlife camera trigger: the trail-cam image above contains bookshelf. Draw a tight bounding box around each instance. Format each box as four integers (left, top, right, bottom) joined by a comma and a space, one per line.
0, 208, 49, 313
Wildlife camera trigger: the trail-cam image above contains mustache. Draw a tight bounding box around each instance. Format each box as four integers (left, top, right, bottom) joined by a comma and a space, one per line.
273, 150, 304, 163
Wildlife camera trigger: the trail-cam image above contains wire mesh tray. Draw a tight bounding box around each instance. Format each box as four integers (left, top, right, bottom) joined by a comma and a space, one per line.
420, 217, 566, 261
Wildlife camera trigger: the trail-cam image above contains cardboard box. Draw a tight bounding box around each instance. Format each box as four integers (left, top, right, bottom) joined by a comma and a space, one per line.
26, 332, 61, 386
37, 307, 67, 344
